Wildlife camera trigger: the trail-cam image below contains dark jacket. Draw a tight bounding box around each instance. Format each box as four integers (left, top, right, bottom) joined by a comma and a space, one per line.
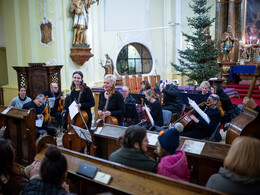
124, 94, 136, 104
22, 180, 69, 195
182, 106, 221, 139
212, 84, 232, 112
198, 91, 210, 104
206, 167, 260, 195
148, 100, 163, 127
98, 91, 124, 125
23, 101, 44, 119
109, 147, 156, 173
162, 84, 182, 114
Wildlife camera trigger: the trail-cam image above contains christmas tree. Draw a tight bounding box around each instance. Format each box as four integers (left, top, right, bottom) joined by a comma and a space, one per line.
171, 0, 220, 84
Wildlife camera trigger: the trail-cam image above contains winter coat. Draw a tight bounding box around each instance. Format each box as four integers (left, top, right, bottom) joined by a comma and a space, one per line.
157, 150, 190, 182
206, 167, 260, 195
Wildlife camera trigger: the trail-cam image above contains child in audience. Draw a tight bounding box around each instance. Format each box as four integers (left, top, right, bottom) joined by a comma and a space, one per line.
155, 123, 190, 182
109, 126, 156, 172
22, 146, 71, 194
206, 136, 260, 194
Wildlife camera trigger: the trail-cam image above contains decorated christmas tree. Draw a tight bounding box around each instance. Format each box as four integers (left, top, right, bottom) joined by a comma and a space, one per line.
171, 0, 220, 84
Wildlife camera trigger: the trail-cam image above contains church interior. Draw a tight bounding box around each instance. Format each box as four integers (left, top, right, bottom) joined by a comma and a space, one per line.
0, 0, 260, 194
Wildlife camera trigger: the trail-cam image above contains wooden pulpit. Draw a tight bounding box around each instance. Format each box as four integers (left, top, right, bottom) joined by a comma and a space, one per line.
13, 63, 63, 99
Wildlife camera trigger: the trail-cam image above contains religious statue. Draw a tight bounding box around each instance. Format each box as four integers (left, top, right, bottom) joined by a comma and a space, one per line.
102, 54, 114, 76
220, 25, 237, 62
70, 0, 99, 46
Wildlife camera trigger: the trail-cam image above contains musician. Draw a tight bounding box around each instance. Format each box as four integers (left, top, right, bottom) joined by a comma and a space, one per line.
139, 80, 151, 94
64, 71, 95, 130
22, 94, 56, 138
121, 86, 139, 126
181, 94, 221, 139
42, 83, 65, 127
211, 84, 240, 126
198, 81, 210, 103
243, 97, 260, 115
9, 87, 32, 109
98, 74, 124, 126
142, 89, 163, 127
160, 83, 182, 115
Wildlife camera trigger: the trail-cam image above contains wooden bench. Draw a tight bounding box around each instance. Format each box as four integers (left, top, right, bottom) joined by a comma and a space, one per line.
35, 136, 224, 195
93, 124, 230, 186
0, 106, 36, 165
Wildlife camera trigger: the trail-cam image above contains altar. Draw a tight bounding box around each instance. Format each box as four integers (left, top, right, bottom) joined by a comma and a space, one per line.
230, 65, 257, 81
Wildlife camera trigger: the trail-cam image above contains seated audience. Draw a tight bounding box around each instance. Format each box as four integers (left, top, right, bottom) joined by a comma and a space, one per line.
142, 90, 163, 128
198, 81, 210, 103
181, 94, 221, 139
211, 84, 240, 126
160, 83, 182, 115
121, 86, 139, 127
9, 87, 32, 109
0, 138, 28, 195
243, 97, 260, 115
23, 146, 70, 194
206, 136, 260, 194
139, 80, 151, 94
109, 126, 156, 172
156, 123, 190, 182
23, 94, 56, 138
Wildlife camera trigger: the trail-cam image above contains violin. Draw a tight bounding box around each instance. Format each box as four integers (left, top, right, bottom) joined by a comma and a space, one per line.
95, 86, 118, 125
57, 91, 65, 112
43, 96, 51, 123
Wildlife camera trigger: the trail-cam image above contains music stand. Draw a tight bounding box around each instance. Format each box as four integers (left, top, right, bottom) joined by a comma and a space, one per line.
130, 93, 147, 104
124, 103, 139, 119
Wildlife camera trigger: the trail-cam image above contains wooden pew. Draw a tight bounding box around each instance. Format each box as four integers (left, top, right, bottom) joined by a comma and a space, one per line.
93, 124, 230, 186
0, 106, 36, 166
35, 136, 224, 195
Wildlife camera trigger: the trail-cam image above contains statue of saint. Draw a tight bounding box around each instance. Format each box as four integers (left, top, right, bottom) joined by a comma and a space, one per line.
70, 0, 99, 46
103, 54, 114, 76
220, 25, 237, 62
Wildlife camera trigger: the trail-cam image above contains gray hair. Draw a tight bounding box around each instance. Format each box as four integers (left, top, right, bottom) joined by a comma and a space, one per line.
122, 86, 129, 92
104, 74, 116, 85
200, 81, 210, 89
36, 94, 46, 100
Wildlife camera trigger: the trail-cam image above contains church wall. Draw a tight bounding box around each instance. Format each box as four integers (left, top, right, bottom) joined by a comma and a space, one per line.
1, 0, 216, 106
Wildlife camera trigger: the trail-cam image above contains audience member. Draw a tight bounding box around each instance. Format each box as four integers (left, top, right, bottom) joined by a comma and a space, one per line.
198, 81, 210, 103
160, 83, 182, 115
206, 136, 260, 194
139, 80, 151, 94
23, 146, 71, 194
9, 87, 32, 109
0, 138, 28, 195
181, 94, 221, 139
156, 123, 190, 182
109, 126, 156, 172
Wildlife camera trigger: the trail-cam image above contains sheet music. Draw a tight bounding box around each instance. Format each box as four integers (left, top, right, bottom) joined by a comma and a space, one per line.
48, 97, 55, 108
145, 104, 154, 126
188, 98, 210, 124
147, 132, 158, 146
181, 140, 205, 155
36, 116, 44, 127
69, 100, 79, 120
94, 127, 103, 135
2, 107, 12, 114
71, 125, 92, 143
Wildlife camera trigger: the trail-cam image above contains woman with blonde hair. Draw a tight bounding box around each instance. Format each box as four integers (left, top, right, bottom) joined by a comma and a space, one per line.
198, 81, 210, 103
206, 136, 260, 194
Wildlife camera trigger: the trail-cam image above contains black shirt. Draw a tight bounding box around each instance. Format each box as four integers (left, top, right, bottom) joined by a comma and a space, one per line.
23, 101, 44, 119
148, 100, 163, 127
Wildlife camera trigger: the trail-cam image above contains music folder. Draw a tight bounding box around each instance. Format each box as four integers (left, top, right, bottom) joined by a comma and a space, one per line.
124, 103, 138, 119
76, 163, 99, 179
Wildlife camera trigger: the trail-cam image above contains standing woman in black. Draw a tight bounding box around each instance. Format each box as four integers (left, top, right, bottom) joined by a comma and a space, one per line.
98, 74, 124, 126
64, 71, 95, 130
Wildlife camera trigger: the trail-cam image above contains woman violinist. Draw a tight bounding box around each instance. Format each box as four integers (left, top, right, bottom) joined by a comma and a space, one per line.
64, 71, 95, 130
98, 74, 124, 126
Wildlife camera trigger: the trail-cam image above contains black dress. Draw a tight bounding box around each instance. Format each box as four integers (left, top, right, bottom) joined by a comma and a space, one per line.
64, 86, 95, 129
98, 91, 124, 126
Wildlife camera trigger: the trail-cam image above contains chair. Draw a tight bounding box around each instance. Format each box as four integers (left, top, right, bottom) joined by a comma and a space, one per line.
125, 76, 130, 88
171, 104, 186, 123
162, 110, 172, 126
136, 76, 142, 92
204, 122, 222, 142
149, 75, 156, 89
129, 77, 138, 93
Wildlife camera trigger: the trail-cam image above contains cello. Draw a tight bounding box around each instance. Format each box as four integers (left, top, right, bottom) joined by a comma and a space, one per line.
226, 64, 260, 144
95, 87, 118, 125
62, 83, 91, 153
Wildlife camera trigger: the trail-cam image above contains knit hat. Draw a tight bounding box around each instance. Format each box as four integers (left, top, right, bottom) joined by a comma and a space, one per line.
158, 123, 184, 154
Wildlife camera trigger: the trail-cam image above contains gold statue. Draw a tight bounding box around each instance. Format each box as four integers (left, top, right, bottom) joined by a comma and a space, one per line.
103, 54, 114, 76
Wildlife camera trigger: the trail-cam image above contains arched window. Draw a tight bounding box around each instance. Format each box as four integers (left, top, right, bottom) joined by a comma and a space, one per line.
116, 43, 153, 75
